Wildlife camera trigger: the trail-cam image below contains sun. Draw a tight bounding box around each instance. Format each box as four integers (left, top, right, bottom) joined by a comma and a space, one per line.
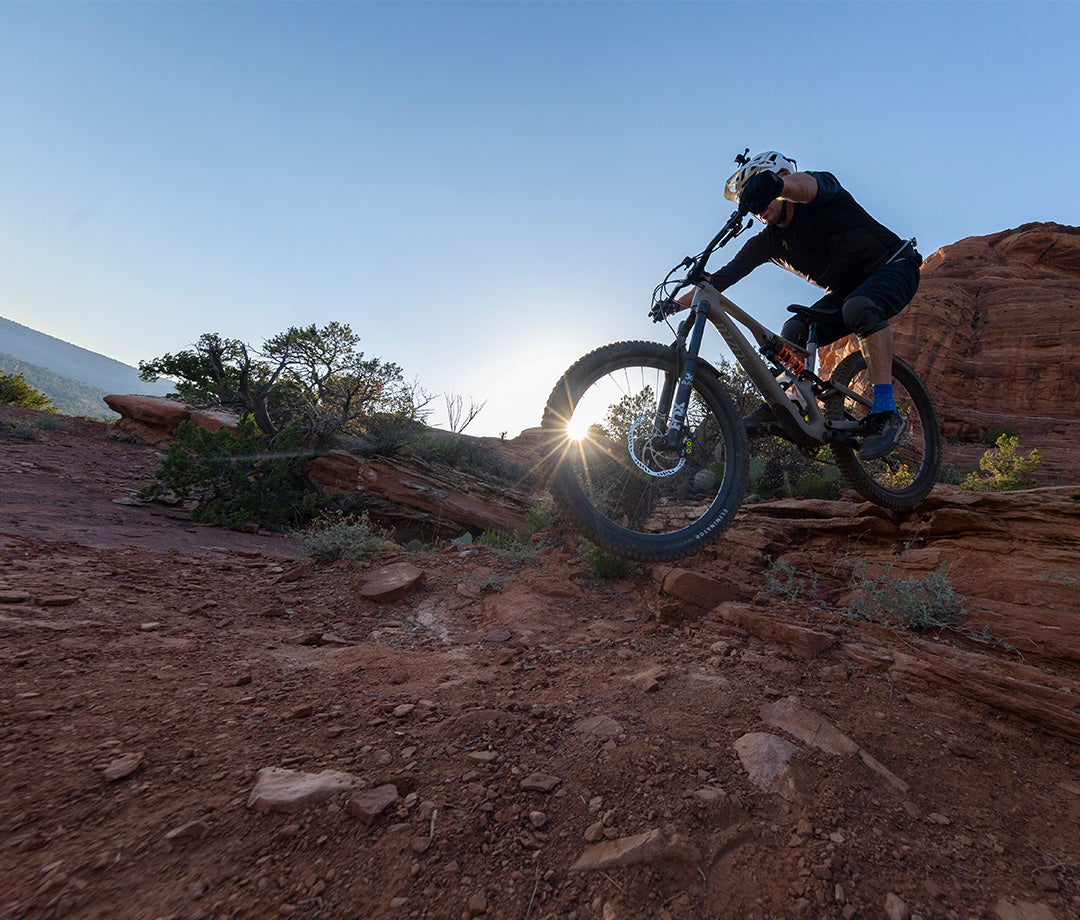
565, 411, 592, 441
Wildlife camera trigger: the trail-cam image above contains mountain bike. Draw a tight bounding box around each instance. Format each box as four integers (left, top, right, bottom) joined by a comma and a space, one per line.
540, 206, 941, 562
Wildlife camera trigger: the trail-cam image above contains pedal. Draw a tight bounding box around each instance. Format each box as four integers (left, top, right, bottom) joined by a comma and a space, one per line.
826, 431, 861, 450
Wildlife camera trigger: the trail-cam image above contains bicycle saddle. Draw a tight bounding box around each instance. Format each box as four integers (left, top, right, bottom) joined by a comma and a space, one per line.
786, 303, 836, 321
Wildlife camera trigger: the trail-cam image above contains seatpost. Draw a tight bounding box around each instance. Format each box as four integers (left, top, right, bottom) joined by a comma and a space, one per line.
664, 301, 710, 449
805, 322, 818, 373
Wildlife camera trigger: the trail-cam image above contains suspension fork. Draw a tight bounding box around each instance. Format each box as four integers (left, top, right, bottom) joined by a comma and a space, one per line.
656, 302, 710, 450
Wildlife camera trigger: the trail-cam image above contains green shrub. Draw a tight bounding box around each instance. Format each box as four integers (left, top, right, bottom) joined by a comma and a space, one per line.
140, 416, 331, 530
961, 434, 1041, 492
0, 371, 56, 412
0, 416, 68, 440
982, 425, 1017, 446
139, 324, 428, 449
760, 556, 818, 602
478, 530, 536, 561
845, 557, 966, 631
795, 472, 826, 499
526, 497, 558, 535
582, 542, 636, 579
347, 411, 429, 457
749, 441, 840, 500
298, 511, 396, 563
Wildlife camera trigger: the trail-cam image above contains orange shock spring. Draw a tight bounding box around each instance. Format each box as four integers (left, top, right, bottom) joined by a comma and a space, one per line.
774, 342, 806, 376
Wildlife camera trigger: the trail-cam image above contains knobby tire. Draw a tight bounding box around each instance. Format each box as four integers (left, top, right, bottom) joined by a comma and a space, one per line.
540, 341, 749, 562
827, 352, 941, 508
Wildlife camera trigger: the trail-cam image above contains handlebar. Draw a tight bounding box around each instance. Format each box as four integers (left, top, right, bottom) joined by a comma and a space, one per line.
649, 207, 754, 322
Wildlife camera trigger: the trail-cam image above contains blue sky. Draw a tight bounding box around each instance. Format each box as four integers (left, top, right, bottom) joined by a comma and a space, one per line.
1, 1, 1076, 437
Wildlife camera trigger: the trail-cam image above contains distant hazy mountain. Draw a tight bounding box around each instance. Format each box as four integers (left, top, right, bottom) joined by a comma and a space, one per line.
0, 316, 174, 413
0, 352, 118, 419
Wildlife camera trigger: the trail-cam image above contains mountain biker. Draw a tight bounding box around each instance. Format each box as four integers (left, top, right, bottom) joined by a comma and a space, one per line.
697, 150, 922, 461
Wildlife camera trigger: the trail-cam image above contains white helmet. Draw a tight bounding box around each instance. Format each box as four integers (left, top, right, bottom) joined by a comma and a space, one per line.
724, 150, 798, 203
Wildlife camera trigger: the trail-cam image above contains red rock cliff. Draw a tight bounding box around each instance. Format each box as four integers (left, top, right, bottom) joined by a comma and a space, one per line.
821, 222, 1080, 481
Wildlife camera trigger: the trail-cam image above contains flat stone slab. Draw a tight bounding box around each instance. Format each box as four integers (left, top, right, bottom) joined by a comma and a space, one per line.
733, 732, 809, 805
571, 828, 702, 871
358, 563, 425, 603
247, 767, 360, 814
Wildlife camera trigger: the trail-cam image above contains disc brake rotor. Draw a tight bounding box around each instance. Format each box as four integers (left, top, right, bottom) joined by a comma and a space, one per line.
627, 416, 687, 478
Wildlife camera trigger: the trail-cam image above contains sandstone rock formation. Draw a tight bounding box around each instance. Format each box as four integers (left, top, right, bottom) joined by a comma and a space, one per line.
307, 450, 533, 539
104, 396, 536, 538
820, 222, 1080, 481
103, 394, 238, 447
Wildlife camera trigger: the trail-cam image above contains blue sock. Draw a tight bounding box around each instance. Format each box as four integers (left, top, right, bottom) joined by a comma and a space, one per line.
872, 384, 896, 414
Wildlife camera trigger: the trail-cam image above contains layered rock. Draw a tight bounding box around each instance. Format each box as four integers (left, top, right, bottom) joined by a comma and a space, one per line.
103, 395, 536, 538
307, 450, 533, 538
820, 223, 1080, 480
104, 394, 238, 447
693, 484, 1080, 670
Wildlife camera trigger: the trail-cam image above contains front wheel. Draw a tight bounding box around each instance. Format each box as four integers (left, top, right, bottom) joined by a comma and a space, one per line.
826, 352, 941, 508
540, 341, 749, 562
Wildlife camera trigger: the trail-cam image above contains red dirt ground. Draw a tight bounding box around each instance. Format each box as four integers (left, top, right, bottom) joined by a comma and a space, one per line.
1, 406, 1078, 920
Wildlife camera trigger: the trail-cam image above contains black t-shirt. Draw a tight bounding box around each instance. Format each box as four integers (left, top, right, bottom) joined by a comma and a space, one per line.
708, 171, 915, 298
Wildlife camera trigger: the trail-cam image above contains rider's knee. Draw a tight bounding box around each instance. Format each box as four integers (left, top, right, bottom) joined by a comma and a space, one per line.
781, 316, 808, 347
842, 295, 888, 338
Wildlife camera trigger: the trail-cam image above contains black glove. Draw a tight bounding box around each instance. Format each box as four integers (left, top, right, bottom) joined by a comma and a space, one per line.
740, 170, 785, 215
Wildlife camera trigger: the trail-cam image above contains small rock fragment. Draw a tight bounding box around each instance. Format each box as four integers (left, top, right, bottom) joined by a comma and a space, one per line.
0, 591, 31, 604
574, 715, 623, 739
347, 784, 399, 825
102, 752, 144, 782
991, 899, 1062, 920
733, 732, 808, 805
165, 819, 210, 842
39, 595, 79, 607
519, 772, 561, 793
884, 892, 911, 920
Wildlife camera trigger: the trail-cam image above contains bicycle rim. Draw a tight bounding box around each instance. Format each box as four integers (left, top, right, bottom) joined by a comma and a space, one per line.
541, 342, 748, 561
827, 353, 940, 508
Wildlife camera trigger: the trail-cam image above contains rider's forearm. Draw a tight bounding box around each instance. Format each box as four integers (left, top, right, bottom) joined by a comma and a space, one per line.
778, 172, 819, 203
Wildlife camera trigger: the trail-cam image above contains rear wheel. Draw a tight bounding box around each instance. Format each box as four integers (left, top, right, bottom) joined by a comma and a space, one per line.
540, 341, 748, 562
826, 352, 940, 508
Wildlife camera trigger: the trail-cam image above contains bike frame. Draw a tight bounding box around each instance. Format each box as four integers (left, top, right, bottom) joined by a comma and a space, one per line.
668, 284, 872, 450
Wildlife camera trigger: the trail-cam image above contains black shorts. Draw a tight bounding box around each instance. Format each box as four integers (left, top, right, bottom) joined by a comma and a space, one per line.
782, 259, 921, 347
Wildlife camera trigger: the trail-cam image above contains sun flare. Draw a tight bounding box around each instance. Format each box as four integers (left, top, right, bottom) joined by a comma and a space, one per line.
565, 412, 592, 441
